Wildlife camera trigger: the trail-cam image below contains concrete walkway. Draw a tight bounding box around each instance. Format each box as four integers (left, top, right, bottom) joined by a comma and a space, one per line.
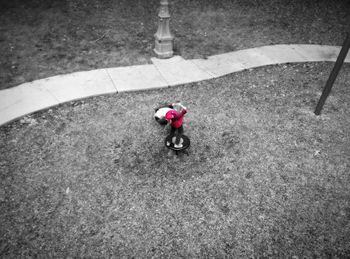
1, 44, 349, 126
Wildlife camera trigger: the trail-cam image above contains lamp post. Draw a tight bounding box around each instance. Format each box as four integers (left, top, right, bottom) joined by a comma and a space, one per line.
154, 0, 174, 58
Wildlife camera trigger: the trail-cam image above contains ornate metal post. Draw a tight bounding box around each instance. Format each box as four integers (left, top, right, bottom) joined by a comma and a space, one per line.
154, 0, 174, 58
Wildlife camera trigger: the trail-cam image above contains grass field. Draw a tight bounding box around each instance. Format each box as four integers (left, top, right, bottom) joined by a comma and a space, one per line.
1, 62, 350, 257
1, 0, 350, 257
0, 0, 349, 89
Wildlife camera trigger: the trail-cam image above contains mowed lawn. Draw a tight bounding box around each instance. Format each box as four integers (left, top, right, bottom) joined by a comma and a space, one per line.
1, 62, 349, 258
1, 0, 350, 89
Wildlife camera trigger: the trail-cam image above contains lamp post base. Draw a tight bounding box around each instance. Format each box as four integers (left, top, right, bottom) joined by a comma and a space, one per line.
154, 44, 173, 59
154, 0, 174, 59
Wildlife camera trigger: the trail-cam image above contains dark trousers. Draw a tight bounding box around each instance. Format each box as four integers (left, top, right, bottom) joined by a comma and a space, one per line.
170, 125, 183, 144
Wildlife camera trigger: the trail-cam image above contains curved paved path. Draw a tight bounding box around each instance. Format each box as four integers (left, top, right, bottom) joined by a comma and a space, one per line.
1, 44, 349, 126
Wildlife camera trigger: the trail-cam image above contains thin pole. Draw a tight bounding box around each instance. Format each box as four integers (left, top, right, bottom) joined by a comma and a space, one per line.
314, 33, 350, 115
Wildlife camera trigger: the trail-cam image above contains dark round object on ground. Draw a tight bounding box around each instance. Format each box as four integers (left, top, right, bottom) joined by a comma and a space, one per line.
165, 134, 190, 155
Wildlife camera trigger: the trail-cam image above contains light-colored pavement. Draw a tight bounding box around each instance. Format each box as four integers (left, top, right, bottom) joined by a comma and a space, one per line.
1, 44, 349, 126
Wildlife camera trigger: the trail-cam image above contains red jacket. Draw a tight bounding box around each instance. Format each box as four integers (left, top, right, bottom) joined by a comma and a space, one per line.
165, 109, 187, 128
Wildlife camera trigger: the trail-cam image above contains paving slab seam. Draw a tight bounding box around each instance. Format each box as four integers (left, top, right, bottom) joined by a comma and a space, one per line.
106, 64, 169, 92
1, 44, 349, 127
150, 61, 172, 86
151, 56, 213, 86
105, 68, 119, 92
189, 59, 217, 78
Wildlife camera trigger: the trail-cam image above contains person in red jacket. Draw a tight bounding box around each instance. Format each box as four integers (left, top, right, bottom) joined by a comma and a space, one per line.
165, 104, 187, 148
